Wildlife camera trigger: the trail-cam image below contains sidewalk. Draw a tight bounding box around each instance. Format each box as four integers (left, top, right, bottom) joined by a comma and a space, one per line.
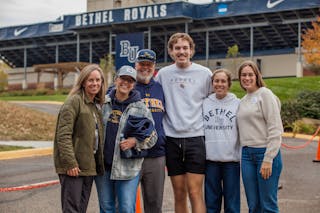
0, 141, 53, 148
0, 141, 53, 160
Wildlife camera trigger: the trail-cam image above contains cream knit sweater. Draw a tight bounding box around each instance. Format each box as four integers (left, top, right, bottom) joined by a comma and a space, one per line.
237, 87, 283, 163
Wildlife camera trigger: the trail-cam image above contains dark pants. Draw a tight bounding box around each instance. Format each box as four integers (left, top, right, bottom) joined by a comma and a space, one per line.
140, 156, 166, 213
59, 174, 94, 213
205, 161, 240, 213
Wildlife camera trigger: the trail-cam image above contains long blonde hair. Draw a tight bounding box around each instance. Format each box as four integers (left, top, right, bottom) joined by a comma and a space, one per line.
69, 64, 106, 105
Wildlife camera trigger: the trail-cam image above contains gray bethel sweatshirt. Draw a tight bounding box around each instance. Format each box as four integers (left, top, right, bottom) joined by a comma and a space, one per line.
203, 93, 240, 162
156, 63, 212, 138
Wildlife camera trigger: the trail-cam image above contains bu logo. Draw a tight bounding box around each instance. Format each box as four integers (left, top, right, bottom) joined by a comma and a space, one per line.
120, 40, 139, 63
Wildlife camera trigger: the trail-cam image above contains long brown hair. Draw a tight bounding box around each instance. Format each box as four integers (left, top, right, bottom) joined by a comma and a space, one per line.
69, 64, 106, 105
238, 60, 266, 91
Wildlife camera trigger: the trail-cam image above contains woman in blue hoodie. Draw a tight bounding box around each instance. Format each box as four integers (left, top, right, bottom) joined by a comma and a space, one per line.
95, 65, 157, 213
203, 69, 241, 213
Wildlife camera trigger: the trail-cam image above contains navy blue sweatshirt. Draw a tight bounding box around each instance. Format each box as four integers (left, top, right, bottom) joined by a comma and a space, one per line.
135, 78, 166, 157
104, 88, 141, 169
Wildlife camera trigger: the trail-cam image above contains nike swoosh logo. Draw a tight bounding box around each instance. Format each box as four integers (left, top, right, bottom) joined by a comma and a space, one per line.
14, 27, 28, 36
267, 0, 285, 9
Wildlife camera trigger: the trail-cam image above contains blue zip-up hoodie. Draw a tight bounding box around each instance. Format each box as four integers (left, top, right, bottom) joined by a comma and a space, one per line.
135, 78, 166, 157
104, 88, 141, 169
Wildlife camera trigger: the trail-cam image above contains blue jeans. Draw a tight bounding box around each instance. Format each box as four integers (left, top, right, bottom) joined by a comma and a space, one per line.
205, 161, 240, 213
241, 147, 282, 213
94, 169, 140, 213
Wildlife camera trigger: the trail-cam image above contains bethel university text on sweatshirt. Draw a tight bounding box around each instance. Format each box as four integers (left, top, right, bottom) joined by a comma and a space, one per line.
203, 92, 240, 162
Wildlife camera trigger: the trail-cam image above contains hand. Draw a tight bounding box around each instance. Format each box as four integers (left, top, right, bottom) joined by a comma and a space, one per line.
66, 167, 81, 176
260, 161, 272, 180
119, 137, 137, 151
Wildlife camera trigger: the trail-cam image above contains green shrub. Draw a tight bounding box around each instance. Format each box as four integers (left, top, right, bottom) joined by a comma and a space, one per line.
281, 99, 301, 129
55, 88, 70, 95
281, 90, 320, 133
291, 120, 318, 135
0, 88, 70, 97
295, 91, 320, 119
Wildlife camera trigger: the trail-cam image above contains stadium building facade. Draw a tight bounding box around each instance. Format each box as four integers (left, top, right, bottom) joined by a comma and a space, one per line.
0, 0, 318, 89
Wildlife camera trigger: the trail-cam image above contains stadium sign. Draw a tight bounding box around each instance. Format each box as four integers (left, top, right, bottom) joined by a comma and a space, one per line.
73, 4, 167, 27
115, 32, 144, 70
1, 0, 319, 40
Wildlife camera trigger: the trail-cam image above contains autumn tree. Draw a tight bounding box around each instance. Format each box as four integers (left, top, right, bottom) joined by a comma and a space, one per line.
301, 16, 320, 72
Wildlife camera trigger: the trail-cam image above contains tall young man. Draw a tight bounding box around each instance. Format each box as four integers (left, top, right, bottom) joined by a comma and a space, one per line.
135, 49, 166, 213
155, 33, 212, 213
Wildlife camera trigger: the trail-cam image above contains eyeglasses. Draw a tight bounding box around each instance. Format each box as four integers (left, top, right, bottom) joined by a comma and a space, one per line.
119, 76, 135, 84
240, 73, 255, 77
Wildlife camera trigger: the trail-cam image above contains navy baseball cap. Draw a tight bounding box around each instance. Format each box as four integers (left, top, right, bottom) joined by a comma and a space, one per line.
136, 49, 156, 63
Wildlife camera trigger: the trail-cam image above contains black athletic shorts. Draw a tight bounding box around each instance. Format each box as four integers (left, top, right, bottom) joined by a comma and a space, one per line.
166, 136, 206, 176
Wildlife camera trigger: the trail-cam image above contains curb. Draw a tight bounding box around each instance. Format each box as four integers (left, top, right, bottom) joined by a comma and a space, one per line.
0, 147, 52, 160
282, 132, 319, 141
0, 180, 59, 192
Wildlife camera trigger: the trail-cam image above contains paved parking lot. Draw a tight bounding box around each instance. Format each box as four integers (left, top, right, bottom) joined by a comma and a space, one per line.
1, 102, 319, 212
1, 137, 320, 212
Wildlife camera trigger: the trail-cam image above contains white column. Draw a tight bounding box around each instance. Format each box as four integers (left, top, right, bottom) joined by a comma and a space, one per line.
54, 74, 58, 90
74, 72, 79, 85
296, 22, 303, 77
296, 61, 303, 77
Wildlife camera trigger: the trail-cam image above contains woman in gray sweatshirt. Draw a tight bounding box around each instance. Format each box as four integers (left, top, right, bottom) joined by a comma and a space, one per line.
203, 69, 240, 213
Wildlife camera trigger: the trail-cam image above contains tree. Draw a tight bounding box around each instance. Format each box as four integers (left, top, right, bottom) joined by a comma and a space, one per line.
225, 44, 240, 79
302, 16, 320, 71
100, 53, 115, 87
0, 61, 9, 91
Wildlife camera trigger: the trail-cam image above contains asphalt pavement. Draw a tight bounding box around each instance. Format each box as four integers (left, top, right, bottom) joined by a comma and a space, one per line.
1, 101, 320, 212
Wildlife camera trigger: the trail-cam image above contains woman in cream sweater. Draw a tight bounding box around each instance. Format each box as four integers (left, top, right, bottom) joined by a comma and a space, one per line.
237, 60, 283, 213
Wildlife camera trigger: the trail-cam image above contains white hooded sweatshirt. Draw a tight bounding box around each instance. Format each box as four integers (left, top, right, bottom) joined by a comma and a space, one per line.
203, 92, 240, 162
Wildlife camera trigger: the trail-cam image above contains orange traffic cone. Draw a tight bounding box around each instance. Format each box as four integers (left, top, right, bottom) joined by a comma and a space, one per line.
313, 137, 320, 162
135, 185, 143, 213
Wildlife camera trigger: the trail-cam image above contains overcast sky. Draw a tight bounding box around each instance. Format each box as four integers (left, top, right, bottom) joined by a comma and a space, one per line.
0, 0, 87, 27
0, 0, 212, 28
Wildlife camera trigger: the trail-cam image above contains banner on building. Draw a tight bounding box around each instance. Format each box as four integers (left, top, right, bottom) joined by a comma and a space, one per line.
115, 32, 144, 71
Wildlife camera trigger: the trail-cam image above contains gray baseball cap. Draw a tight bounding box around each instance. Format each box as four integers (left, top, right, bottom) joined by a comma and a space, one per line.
117, 65, 137, 81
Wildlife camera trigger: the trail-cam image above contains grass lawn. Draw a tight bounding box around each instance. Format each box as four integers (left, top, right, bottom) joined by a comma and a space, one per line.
0, 76, 319, 103
230, 76, 320, 101
0, 95, 66, 102
0, 145, 33, 152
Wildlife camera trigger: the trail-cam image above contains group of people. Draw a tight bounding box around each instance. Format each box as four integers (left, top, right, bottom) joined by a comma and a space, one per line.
54, 32, 283, 213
